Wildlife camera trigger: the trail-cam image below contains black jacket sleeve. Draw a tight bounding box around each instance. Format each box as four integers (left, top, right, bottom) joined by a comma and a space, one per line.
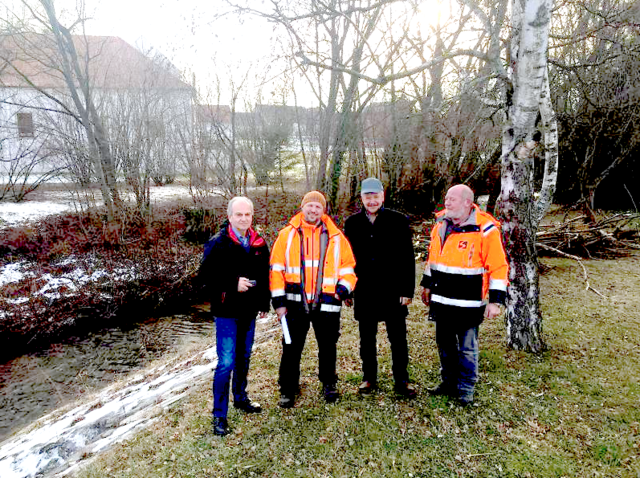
397, 213, 416, 299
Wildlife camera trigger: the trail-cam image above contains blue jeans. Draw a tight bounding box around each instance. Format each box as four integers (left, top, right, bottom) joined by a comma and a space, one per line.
435, 323, 479, 398
212, 315, 256, 418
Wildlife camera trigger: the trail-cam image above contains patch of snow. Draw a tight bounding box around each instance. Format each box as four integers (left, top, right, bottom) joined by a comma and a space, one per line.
0, 183, 197, 229
37, 277, 78, 295
0, 202, 71, 226
0, 257, 139, 311
0, 262, 26, 286
6, 297, 29, 305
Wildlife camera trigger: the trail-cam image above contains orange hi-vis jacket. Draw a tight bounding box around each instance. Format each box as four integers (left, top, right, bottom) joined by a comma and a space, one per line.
420, 204, 509, 310
270, 212, 357, 315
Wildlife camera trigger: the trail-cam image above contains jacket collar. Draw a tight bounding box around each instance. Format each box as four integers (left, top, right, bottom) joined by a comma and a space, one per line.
224, 221, 265, 248
436, 203, 480, 227
288, 211, 342, 237
359, 205, 385, 217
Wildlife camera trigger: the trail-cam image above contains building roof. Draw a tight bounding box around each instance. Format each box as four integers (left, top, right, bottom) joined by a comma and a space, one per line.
0, 33, 192, 91
196, 105, 232, 124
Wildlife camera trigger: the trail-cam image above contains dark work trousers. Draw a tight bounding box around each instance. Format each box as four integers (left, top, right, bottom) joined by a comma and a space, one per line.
212, 315, 256, 418
278, 309, 341, 395
358, 315, 409, 385
435, 321, 479, 398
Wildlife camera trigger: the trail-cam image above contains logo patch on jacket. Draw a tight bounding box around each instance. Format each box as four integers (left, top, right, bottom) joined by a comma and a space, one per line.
458, 240, 468, 250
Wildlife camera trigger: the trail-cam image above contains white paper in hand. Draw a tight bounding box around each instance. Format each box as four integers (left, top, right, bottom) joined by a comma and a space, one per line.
281, 314, 292, 344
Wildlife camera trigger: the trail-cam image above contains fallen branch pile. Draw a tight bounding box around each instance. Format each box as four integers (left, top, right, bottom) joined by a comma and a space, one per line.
536, 213, 640, 258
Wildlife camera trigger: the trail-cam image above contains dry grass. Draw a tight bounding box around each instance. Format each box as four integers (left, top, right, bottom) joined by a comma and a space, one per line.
75, 254, 640, 478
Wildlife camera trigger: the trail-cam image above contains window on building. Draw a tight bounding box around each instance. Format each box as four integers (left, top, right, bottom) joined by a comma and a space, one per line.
17, 112, 34, 137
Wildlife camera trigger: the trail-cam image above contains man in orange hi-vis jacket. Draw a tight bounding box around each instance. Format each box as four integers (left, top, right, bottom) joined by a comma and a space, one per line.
270, 191, 357, 408
421, 184, 508, 406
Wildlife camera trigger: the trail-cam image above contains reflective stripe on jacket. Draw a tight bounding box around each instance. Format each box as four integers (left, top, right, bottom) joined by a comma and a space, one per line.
421, 204, 508, 309
270, 212, 357, 314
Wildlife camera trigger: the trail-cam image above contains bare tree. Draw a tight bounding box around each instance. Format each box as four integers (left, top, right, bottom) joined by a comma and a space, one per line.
223, 0, 425, 208
550, 0, 640, 214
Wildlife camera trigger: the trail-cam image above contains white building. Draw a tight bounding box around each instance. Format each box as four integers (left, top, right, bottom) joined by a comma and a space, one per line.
0, 33, 194, 192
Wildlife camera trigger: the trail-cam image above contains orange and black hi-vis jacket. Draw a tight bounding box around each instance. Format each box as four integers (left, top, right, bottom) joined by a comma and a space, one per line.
270, 212, 357, 315
420, 204, 509, 313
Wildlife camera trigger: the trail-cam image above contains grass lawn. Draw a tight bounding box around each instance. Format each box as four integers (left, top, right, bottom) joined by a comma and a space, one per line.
76, 254, 640, 478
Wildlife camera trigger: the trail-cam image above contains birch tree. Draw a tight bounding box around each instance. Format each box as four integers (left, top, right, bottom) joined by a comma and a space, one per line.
476, 0, 555, 352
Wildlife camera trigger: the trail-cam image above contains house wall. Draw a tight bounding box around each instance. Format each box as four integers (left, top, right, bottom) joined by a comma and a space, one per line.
0, 85, 194, 181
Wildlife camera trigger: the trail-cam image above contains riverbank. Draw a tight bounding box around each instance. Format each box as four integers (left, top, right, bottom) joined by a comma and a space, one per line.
67, 254, 640, 478
0, 206, 204, 361
0, 182, 307, 361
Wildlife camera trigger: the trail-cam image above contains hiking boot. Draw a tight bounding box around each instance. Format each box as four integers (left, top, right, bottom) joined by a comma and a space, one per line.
234, 399, 262, 414
279, 394, 295, 409
358, 380, 377, 396
322, 383, 340, 403
212, 417, 230, 436
395, 381, 417, 399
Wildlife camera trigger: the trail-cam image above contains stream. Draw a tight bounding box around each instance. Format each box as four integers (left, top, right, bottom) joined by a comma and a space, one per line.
0, 310, 276, 477
0, 312, 215, 443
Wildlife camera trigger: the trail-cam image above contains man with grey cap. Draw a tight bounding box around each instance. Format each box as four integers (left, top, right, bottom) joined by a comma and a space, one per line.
344, 178, 417, 398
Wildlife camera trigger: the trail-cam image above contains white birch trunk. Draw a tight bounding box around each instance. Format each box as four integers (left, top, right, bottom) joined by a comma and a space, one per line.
535, 67, 559, 224
497, 0, 554, 352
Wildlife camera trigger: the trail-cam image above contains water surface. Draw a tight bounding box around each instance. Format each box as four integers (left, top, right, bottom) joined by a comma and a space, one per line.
0, 312, 214, 442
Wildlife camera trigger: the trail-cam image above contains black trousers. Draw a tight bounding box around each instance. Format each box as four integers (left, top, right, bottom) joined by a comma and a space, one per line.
357, 314, 409, 384
278, 309, 341, 395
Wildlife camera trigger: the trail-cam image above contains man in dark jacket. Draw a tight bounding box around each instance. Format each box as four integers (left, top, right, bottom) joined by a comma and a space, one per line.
198, 196, 270, 436
344, 178, 417, 398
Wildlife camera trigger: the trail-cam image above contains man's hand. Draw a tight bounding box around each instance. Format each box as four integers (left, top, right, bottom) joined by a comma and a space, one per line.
484, 303, 502, 319
421, 288, 430, 306
275, 307, 287, 322
238, 277, 254, 292
400, 297, 412, 306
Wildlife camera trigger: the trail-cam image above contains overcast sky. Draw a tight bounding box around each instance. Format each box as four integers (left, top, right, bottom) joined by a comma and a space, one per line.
3, 0, 453, 108
85, 0, 281, 104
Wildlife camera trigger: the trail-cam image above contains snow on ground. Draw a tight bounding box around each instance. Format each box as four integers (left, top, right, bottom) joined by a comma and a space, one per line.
0, 184, 196, 226
0, 183, 195, 308
0, 343, 219, 478
0, 202, 72, 227
0, 316, 276, 478
0, 256, 136, 311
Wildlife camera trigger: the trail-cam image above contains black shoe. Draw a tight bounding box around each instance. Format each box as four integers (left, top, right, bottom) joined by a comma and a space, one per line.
279, 394, 295, 409
212, 417, 230, 436
322, 383, 339, 403
234, 399, 262, 414
428, 383, 455, 397
358, 380, 377, 396
395, 381, 417, 399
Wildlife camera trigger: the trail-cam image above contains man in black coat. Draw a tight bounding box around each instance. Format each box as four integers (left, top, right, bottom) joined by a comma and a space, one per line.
198, 197, 271, 436
344, 178, 417, 398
